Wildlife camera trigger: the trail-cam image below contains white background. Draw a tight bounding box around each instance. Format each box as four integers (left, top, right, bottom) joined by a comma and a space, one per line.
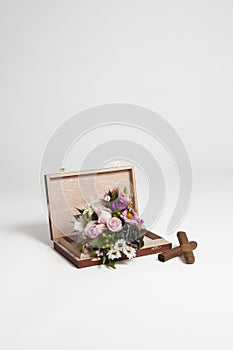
0, 1, 233, 349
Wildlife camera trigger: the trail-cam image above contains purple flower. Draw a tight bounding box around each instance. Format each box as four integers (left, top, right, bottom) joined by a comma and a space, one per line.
112, 198, 128, 211
121, 208, 143, 226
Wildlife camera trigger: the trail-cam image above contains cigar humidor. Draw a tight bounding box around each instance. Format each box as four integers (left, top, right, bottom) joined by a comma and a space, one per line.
45, 165, 172, 268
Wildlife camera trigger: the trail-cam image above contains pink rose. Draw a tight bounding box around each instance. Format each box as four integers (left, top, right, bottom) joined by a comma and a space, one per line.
94, 203, 110, 215
84, 221, 106, 238
107, 217, 122, 232
98, 209, 112, 224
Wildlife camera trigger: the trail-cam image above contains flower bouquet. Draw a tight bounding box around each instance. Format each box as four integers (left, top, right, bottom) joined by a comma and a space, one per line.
73, 186, 146, 268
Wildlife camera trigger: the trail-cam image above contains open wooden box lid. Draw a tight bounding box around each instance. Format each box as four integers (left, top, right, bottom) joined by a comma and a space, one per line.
45, 166, 138, 241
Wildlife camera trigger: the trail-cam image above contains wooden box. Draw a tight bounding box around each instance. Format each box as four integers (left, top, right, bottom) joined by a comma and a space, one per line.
45, 165, 172, 268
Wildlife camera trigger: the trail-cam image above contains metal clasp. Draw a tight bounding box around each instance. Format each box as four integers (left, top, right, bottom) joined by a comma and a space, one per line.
151, 246, 162, 250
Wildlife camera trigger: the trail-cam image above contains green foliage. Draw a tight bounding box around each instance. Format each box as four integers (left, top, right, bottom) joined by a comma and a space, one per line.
101, 255, 107, 265
100, 199, 112, 210
75, 235, 88, 245
90, 237, 103, 249
139, 228, 147, 238
72, 186, 146, 269
91, 212, 98, 221
108, 260, 116, 269
110, 189, 118, 201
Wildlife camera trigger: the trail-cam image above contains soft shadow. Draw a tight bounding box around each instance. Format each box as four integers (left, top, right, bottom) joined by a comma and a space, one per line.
14, 222, 51, 245
178, 255, 186, 263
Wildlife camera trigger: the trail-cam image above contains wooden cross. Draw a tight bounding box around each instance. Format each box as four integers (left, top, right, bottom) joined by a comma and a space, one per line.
158, 231, 197, 264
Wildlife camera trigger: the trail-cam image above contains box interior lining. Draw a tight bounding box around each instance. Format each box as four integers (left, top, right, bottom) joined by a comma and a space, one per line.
45, 166, 137, 241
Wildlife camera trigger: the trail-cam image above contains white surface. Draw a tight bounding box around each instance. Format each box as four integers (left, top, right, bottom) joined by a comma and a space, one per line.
0, 174, 232, 349
1, 0, 233, 349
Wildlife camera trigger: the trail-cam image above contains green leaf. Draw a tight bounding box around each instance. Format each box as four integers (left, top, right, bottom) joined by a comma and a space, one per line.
108, 259, 116, 269
139, 238, 144, 248
91, 212, 98, 221
76, 235, 88, 245
91, 238, 100, 247
100, 199, 112, 209
139, 228, 147, 238
110, 189, 118, 202
102, 255, 107, 265
124, 186, 128, 194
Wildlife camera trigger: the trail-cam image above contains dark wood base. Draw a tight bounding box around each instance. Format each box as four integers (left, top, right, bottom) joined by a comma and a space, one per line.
54, 231, 172, 268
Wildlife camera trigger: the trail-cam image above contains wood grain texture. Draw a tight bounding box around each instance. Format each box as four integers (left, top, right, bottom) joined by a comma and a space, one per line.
54, 231, 172, 268
45, 166, 138, 241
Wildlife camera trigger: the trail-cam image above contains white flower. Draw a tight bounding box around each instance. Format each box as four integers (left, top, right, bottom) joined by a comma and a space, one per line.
123, 245, 136, 259
114, 239, 127, 251
82, 197, 101, 219
83, 205, 94, 219
74, 216, 87, 232
107, 249, 121, 260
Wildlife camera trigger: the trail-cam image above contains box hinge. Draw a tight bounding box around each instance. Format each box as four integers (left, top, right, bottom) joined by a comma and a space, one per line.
115, 161, 121, 168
